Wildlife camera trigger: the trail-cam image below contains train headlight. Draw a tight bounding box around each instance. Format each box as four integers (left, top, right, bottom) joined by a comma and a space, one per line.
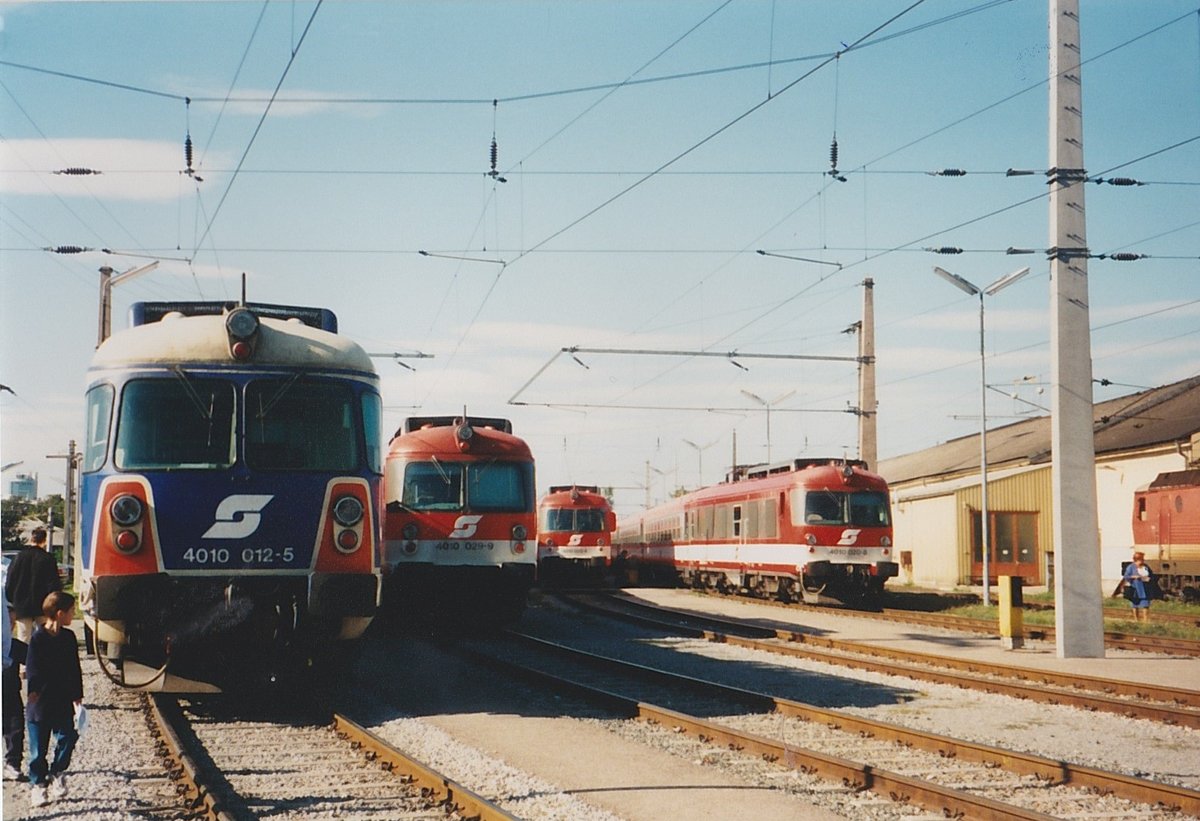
225, 308, 259, 360
402, 522, 419, 540
805, 533, 817, 546
881, 536, 891, 547
511, 524, 528, 541
596, 536, 606, 546
110, 494, 144, 526
332, 495, 365, 527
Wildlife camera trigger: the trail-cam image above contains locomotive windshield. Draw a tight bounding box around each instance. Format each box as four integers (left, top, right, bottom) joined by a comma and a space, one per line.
541, 508, 607, 532
115, 378, 236, 469
403, 460, 533, 513
246, 378, 364, 471
794, 489, 891, 527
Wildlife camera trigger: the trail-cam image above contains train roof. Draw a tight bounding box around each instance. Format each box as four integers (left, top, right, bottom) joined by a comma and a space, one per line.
1146, 469, 1200, 490
130, 300, 338, 332
387, 415, 532, 461
90, 311, 375, 374
539, 485, 609, 506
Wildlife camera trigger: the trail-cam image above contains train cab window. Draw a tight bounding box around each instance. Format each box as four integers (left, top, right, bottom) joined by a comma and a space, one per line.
115, 378, 235, 469
801, 491, 844, 525
246, 379, 361, 471
403, 462, 464, 511
83, 384, 115, 472
542, 508, 575, 532
575, 509, 606, 532
466, 461, 533, 513
848, 491, 891, 527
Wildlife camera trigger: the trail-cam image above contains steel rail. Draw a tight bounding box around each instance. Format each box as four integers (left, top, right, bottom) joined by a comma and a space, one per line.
145, 694, 233, 821
331, 713, 518, 821
585, 592, 1200, 712
498, 629, 1200, 817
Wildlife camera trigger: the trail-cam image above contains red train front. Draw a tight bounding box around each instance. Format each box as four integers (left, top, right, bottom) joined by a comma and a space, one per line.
381, 416, 536, 623
537, 485, 616, 584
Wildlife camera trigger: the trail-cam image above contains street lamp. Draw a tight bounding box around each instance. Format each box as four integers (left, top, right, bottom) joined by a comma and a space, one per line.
98, 262, 159, 347
933, 265, 1030, 607
682, 438, 718, 487
739, 389, 797, 464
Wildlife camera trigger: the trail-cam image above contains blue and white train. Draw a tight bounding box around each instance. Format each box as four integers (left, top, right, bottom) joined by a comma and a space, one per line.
77, 300, 382, 692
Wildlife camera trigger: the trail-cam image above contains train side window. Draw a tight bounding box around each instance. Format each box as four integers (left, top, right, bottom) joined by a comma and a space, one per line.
83, 384, 115, 472
1176, 495, 1184, 514
362, 390, 383, 473
732, 505, 743, 537
1138, 498, 1147, 521
760, 498, 778, 538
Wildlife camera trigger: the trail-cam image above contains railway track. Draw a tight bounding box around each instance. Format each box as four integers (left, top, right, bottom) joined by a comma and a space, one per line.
451, 628, 1200, 821
692, 587, 1200, 656
566, 591, 1200, 728
143, 693, 516, 821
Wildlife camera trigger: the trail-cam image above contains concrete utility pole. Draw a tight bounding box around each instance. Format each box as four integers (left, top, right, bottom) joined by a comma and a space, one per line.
857, 278, 877, 470
47, 440, 79, 570
1049, 0, 1105, 657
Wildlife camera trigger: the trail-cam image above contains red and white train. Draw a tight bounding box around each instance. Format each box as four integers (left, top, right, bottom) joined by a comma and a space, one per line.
614, 458, 897, 603
536, 485, 616, 583
381, 416, 537, 623
1132, 469, 1200, 600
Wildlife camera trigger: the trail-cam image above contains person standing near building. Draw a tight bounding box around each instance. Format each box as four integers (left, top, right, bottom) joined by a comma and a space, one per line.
4, 527, 61, 643
25, 591, 83, 808
2, 563, 27, 782
1119, 550, 1158, 623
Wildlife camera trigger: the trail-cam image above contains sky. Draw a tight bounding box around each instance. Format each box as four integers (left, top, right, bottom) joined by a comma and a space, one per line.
1, 0, 1198, 516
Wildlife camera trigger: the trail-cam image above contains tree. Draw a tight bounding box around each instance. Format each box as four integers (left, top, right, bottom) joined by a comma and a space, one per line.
2, 494, 66, 553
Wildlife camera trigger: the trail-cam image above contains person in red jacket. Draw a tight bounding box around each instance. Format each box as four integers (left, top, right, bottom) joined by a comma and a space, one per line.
24, 591, 83, 809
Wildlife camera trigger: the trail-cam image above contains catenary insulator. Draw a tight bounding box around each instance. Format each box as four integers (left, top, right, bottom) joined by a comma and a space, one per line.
55, 167, 101, 176
926, 246, 963, 255
47, 245, 90, 254
1105, 177, 1142, 186
490, 139, 498, 172
1107, 252, 1143, 261
936, 168, 967, 176
185, 134, 194, 171
829, 138, 839, 170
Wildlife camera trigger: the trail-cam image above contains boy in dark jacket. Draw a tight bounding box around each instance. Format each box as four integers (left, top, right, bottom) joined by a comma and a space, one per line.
25, 590, 83, 809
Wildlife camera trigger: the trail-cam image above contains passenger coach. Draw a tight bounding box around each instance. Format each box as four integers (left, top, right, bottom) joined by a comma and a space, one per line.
615, 458, 897, 603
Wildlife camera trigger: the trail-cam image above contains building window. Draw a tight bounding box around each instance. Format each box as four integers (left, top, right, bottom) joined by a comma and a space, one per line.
971, 510, 1038, 567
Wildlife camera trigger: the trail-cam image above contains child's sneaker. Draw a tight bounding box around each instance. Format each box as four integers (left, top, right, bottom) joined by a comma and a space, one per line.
48, 775, 67, 800
30, 784, 48, 808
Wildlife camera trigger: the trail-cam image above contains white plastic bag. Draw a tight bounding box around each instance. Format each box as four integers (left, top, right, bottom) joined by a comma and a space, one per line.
74, 703, 88, 737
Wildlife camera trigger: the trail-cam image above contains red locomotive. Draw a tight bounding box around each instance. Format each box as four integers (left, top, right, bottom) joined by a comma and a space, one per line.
536, 485, 616, 584
381, 416, 536, 623
614, 458, 897, 603
1132, 469, 1200, 600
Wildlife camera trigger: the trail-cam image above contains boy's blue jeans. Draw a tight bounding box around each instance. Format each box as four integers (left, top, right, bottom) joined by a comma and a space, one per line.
26, 718, 77, 786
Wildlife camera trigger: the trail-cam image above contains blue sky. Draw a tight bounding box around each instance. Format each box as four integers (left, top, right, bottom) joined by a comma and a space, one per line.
2, 1, 1197, 514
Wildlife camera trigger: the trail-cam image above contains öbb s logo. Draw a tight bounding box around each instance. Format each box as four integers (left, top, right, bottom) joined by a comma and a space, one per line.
202, 495, 274, 539
837, 529, 862, 546
567, 534, 584, 547
449, 515, 483, 539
